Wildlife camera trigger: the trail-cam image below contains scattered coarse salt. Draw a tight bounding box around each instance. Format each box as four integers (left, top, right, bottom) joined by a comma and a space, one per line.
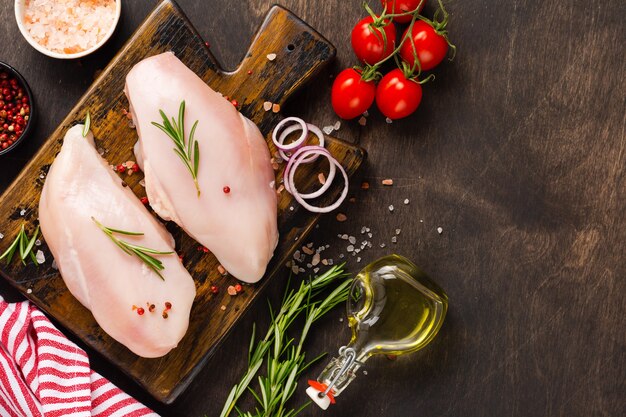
227, 285, 238, 296
263, 101, 273, 111
20, 209, 26, 216
291, 265, 299, 275
347, 245, 355, 252
269, 180, 275, 189
321, 259, 328, 265
356, 257, 361, 263
358, 116, 367, 126
323, 125, 334, 135
302, 246, 314, 255
362, 110, 369, 117
0, 232, 3, 240
35, 239, 41, 246
380, 243, 386, 248
27, 288, 32, 294
336, 213, 347, 222
289, 206, 294, 211
312, 253, 321, 266
389, 205, 394, 212
348, 236, 356, 244
217, 265, 227, 275
382, 179, 394, 186
23, 0, 117, 54
266, 53, 277, 61
395, 229, 401, 235
437, 227, 443, 234
51, 259, 58, 270
385, 117, 393, 124
220, 305, 227, 311
404, 198, 410, 205
318, 173, 326, 185
293, 250, 301, 260
334, 121, 341, 130
272, 103, 281, 113
36, 250, 45, 264
391, 236, 397, 244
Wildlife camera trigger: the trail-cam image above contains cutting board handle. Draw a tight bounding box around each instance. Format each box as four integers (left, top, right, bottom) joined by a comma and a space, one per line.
211, 5, 336, 125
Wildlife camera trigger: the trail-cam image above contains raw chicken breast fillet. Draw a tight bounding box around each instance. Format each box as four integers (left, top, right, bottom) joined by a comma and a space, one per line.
125, 52, 278, 283
39, 125, 196, 358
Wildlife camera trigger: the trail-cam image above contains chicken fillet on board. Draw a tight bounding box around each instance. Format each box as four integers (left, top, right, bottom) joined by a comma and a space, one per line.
125, 52, 279, 283
39, 125, 196, 358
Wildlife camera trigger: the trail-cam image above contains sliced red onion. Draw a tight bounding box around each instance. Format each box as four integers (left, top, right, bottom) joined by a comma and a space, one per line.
278, 123, 325, 163
272, 117, 308, 152
284, 145, 336, 199
285, 146, 349, 213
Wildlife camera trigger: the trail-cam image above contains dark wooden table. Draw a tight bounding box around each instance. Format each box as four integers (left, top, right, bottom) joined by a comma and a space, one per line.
1, 1, 624, 416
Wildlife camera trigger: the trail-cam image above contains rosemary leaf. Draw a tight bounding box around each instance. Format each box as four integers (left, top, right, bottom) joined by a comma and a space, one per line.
152, 101, 201, 197
82, 111, 91, 137
92, 217, 173, 281
0, 223, 40, 265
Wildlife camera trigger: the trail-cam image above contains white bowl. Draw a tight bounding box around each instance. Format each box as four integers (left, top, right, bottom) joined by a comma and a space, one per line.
14, 0, 121, 59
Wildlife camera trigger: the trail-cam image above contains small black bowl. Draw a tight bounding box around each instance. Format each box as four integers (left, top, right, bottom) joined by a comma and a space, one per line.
0, 61, 35, 156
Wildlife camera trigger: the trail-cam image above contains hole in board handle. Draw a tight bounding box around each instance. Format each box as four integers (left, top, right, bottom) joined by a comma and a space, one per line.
287, 44, 295, 51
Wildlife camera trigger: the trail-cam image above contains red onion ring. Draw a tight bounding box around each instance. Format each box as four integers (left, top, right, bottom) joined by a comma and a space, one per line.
278, 123, 326, 163
272, 117, 308, 152
285, 146, 349, 213
284, 146, 336, 199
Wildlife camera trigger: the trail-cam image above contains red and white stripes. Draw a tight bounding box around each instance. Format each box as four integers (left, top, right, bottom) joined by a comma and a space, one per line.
0, 296, 159, 417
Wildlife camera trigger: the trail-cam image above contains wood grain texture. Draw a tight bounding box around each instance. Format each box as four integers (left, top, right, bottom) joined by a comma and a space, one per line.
0, 0, 364, 404
0, 0, 624, 416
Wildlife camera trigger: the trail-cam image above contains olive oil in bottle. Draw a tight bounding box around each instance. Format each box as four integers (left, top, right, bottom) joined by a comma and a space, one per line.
306, 254, 448, 410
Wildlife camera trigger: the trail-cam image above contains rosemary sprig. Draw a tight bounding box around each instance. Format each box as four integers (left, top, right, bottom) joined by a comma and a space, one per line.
91, 217, 173, 281
151, 101, 201, 196
0, 224, 40, 266
82, 111, 91, 137
220, 265, 352, 417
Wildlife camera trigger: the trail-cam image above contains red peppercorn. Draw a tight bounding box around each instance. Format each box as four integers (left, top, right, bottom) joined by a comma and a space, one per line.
210, 285, 219, 294
165, 301, 172, 310
247, 70, 253, 75
234, 284, 243, 293
137, 307, 145, 315
140, 196, 149, 205
231, 99, 239, 107
131, 163, 140, 172
202, 246, 209, 253
223, 186, 230, 194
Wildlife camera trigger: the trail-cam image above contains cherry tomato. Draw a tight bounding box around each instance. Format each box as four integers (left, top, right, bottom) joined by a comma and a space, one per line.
381, 0, 426, 23
351, 16, 397, 65
331, 68, 376, 120
375, 69, 422, 120
399, 20, 448, 71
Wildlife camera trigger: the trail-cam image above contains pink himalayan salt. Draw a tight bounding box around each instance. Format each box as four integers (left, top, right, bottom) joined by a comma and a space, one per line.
23, 0, 116, 54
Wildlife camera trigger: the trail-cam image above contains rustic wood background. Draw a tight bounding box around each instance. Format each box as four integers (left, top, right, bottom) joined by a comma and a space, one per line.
1, 0, 624, 416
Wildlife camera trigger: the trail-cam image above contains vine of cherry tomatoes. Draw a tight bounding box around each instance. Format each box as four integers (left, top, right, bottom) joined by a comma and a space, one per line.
331, 0, 456, 120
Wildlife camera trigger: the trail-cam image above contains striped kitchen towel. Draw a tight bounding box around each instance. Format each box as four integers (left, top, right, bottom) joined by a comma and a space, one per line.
0, 296, 159, 417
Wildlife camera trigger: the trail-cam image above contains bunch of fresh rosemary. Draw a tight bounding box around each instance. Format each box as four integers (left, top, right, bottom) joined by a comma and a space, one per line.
220, 265, 352, 417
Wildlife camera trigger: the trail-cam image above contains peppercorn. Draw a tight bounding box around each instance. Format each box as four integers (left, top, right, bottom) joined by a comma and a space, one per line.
211, 285, 219, 294
165, 301, 172, 310
116, 164, 126, 173
140, 196, 149, 205
0, 71, 29, 151
234, 284, 243, 293
137, 307, 145, 315
223, 186, 230, 194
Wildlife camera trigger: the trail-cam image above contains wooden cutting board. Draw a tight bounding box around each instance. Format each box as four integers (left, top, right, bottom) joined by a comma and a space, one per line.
0, 0, 364, 404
